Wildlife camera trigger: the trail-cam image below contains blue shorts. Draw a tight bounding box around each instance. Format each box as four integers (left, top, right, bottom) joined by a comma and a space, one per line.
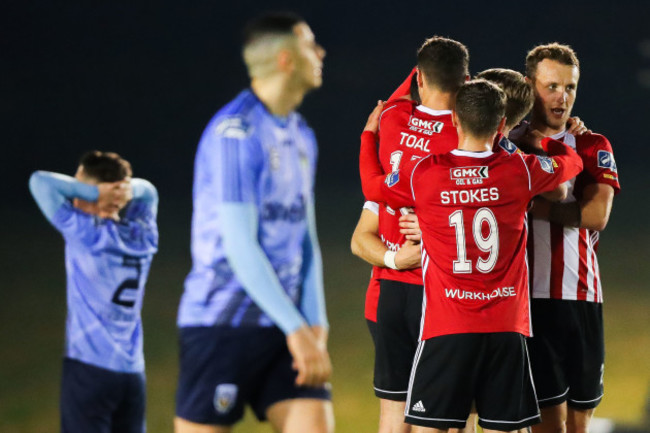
61, 357, 146, 433
175, 326, 331, 426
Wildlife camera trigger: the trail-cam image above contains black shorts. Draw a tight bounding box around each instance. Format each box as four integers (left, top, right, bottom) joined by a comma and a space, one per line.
373, 279, 423, 401
61, 358, 146, 433
527, 299, 605, 409
175, 326, 331, 426
405, 333, 540, 431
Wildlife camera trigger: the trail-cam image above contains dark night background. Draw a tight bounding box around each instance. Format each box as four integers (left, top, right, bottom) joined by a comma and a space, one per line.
2, 1, 649, 431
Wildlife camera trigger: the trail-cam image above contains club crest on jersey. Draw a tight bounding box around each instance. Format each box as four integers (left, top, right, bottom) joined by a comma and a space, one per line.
537, 156, 555, 173
597, 150, 617, 172
215, 117, 250, 139
498, 138, 519, 154
408, 116, 444, 135
214, 384, 238, 414
385, 170, 400, 187
450, 166, 488, 185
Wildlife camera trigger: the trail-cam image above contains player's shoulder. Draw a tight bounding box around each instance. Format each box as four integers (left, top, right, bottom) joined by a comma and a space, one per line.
205, 90, 261, 140
380, 98, 416, 119
574, 131, 611, 150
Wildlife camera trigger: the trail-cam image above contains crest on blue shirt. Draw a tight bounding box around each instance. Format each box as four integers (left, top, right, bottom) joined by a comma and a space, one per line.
214, 384, 238, 414
537, 156, 555, 173
385, 170, 400, 187
597, 150, 617, 172
215, 117, 250, 139
498, 137, 519, 154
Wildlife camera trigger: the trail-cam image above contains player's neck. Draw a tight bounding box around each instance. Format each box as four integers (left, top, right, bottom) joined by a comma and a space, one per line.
420, 88, 455, 111
529, 115, 564, 137
251, 78, 304, 117
457, 131, 494, 153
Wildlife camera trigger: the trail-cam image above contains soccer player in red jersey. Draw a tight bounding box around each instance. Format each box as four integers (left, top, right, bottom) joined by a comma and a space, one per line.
351, 36, 470, 433
361, 79, 583, 433
511, 43, 620, 433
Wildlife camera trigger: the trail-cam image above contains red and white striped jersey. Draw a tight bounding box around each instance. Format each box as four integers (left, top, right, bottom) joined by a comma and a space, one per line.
527, 131, 620, 303
380, 144, 583, 339
361, 99, 457, 285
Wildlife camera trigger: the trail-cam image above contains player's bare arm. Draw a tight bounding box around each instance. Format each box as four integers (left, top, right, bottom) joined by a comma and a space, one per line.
351, 209, 421, 270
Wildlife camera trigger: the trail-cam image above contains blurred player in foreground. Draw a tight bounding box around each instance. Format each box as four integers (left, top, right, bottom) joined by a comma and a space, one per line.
512, 43, 620, 433
29, 151, 159, 433
174, 12, 332, 433
361, 79, 583, 432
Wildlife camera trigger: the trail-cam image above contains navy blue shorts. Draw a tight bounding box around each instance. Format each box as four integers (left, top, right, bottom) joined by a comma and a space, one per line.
175, 326, 331, 426
61, 357, 146, 433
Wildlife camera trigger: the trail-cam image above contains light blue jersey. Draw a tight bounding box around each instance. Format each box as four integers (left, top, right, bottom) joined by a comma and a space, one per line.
29, 172, 158, 373
178, 89, 327, 332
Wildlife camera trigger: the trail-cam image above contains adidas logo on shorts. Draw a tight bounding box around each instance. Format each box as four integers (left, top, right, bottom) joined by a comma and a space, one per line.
412, 400, 426, 413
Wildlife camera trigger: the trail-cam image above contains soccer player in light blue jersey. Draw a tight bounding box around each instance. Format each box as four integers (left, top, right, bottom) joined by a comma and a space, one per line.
29, 151, 158, 433
174, 12, 332, 433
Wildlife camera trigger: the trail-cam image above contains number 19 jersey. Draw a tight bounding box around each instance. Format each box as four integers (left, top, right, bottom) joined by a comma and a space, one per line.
382, 145, 583, 340
51, 201, 158, 373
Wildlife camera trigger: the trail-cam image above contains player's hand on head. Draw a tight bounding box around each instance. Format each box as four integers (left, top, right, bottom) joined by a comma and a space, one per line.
287, 326, 332, 387
97, 179, 132, 213
395, 240, 422, 270
566, 117, 591, 135
399, 212, 421, 242
363, 100, 385, 133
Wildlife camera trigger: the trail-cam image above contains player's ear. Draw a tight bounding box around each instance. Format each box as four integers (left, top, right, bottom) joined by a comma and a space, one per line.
416, 68, 424, 89
451, 110, 459, 128
276, 49, 294, 73
497, 116, 507, 134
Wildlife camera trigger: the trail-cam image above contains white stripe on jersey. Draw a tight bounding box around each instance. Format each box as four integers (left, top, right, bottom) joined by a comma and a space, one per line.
561, 226, 581, 300
532, 218, 552, 299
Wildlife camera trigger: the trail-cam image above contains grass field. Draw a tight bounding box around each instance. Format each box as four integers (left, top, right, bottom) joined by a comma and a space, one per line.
1, 192, 648, 432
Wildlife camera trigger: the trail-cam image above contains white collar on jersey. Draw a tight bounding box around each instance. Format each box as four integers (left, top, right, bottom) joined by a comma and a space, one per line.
416, 105, 452, 116
548, 129, 577, 149
451, 149, 494, 158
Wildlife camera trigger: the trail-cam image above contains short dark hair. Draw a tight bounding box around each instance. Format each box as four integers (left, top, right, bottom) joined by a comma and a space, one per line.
417, 36, 469, 93
476, 68, 533, 129
455, 79, 506, 138
243, 12, 304, 47
79, 151, 132, 182
525, 43, 580, 80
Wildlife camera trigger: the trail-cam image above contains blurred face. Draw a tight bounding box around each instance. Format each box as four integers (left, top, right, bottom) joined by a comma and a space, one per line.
291, 22, 326, 90
531, 59, 579, 134
73, 166, 121, 219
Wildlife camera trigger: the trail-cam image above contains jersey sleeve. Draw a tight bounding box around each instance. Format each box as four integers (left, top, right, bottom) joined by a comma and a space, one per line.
522, 140, 584, 197
123, 178, 159, 220
359, 131, 387, 202
380, 157, 419, 209
387, 67, 417, 101
200, 116, 263, 204
579, 135, 620, 194
29, 171, 100, 244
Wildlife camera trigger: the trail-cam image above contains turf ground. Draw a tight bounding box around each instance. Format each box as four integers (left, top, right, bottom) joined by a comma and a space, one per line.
1, 186, 648, 432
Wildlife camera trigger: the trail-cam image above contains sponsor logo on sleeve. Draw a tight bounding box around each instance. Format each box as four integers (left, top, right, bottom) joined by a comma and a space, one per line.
597, 150, 617, 172
214, 384, 238, 414
385, 171, 400, 187
215, 117, 250, 139
537, 156, 555, 173
498, 137, 519, 154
